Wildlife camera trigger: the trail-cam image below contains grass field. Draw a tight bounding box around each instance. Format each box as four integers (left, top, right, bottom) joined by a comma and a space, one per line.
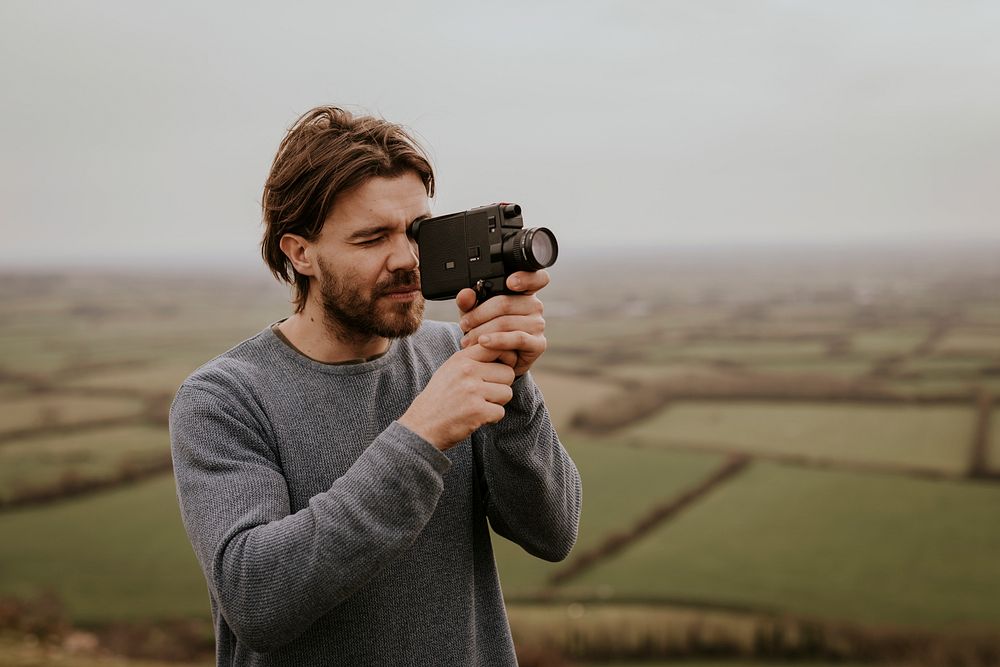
900, 356, 996, 377
935, 331, 1000, 356
531, 372, 622, 431
56, 361, 208, 395
736, 359, 875, 378
623, 401, 974, 475
989, 408, 1000, 471
849, 329, 929, 356
0, 475, 207, 623
0, 634, 875, 667
640, 341, 831, 365
493, 437, 725, 595
565, 462, 1000, 627
0, 638, 214, 667
0, 427, 171, 502
0, 336, 77, 375
2, 247, 999, 665
0, 396, 144, 435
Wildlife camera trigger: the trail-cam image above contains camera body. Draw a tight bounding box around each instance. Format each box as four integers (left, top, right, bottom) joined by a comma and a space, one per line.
412, 203, 557, 302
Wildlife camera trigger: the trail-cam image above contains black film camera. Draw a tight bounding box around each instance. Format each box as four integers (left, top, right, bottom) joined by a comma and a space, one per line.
412, 203, 558, 302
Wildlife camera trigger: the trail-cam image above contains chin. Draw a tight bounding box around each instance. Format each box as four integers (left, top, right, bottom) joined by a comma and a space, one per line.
377, 300, 424, 338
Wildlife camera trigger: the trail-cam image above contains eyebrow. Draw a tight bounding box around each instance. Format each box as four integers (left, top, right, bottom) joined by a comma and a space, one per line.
345, 214, 432, 241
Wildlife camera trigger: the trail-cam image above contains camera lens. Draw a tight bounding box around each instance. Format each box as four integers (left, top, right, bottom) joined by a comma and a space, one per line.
528, 228, 556, 266
502, 227, 559, 272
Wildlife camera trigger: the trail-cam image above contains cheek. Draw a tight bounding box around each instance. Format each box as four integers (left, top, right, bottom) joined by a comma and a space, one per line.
355, 255, 389, 287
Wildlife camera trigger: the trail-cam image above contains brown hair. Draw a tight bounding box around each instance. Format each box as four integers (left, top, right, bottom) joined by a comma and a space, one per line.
261, 106, 435, 311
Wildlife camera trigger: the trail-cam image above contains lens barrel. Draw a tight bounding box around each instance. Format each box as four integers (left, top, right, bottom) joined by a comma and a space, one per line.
502, 227, 559, 272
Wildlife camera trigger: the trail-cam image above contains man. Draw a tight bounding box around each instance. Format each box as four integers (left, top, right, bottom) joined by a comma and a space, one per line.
169, 106, 581, 666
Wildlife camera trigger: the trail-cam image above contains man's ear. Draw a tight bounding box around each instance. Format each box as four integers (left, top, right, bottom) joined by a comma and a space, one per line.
279, 233, 317, 277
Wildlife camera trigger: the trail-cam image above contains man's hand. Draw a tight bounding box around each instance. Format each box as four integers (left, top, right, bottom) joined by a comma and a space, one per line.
399, 343, 516, 451
456, 270, 548, 378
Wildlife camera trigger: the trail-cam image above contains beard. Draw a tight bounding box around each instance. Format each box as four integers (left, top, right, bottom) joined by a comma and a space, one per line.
316, 257, 425, 343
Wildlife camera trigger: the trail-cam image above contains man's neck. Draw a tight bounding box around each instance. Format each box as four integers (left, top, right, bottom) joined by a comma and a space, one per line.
277, 305, 389, 364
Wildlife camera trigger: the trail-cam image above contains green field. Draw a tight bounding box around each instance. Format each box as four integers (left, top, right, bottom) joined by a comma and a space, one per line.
566, 462, 1000, 627
640, 340, 831, 365
493, 437, 725, 594
935, 331, 1000, 356
0, 426, 171, 502
900, 355, 996, 377
56, 360, 207, 394
850, 329, 928, 356
0, 395, 144, 435
531, 371, 622, 431
737, 358, 875, 378
989, 408, 1000, 472
1, 249, 999, 664
0, 475, 207, 623
624, 401, 974, 475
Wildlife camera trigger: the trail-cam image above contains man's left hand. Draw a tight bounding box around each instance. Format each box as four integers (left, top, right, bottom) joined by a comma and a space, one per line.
456, 270, 549, 378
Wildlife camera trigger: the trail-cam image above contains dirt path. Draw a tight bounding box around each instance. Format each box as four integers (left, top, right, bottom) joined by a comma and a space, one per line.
546, 455, 751, 587
968, 390, 996, 479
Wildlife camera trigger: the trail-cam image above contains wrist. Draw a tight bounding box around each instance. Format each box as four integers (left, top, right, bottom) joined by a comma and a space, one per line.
398, 413, 447, 451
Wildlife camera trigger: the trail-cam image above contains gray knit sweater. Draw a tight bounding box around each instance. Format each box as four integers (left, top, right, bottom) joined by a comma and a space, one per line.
169, 320, 581, 666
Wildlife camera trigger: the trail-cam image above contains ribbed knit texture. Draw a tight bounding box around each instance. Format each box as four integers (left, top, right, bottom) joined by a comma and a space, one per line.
169, 320, 581, 666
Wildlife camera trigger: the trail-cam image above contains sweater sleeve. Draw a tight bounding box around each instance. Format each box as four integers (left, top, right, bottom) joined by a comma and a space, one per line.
476, 371, 582, 561
169, 382, 451, 653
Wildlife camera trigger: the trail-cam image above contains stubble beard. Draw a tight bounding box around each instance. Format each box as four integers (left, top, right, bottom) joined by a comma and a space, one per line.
316, 258, 425, 344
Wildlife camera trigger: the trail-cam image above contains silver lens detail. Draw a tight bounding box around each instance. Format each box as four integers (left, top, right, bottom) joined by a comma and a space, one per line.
529, 229, 555, 267
501, 225, 559, 272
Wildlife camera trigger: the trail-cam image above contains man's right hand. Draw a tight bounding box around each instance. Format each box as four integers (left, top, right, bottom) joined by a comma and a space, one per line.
399, 343, 516, 451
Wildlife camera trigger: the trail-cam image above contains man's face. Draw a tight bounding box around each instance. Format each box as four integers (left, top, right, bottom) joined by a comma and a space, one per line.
311, 172, 431, 342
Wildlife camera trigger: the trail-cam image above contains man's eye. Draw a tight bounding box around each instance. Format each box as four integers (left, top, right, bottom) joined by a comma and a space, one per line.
358, 236, 385, 246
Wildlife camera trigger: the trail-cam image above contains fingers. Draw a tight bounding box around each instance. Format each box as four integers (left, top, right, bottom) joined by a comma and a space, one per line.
456, 344, 518, 383
481, 403, 506, 425
480, 359, 516, 385
458, 342, 508, 363
456, 270, 548, 326
461, 315, 544, 352
478, 331, 547, 357
481, 380, 514, 407
506, 269, 549, 294
496, 350, 518, 368
460, 293, 544, 335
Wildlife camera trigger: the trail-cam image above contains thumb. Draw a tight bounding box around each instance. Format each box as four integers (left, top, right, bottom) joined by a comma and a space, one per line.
458, 342, 506, 363
456, 288, 478, 317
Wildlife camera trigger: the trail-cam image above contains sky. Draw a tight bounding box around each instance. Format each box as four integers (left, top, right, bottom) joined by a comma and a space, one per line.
1, 1, 999, 269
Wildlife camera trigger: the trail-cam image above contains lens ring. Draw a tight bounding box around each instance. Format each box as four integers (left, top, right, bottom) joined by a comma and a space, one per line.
501, 226, 559, 272
524, 228, 558, 268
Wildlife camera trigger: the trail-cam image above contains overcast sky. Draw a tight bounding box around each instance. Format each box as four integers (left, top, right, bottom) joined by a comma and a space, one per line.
1, 1, 998, 268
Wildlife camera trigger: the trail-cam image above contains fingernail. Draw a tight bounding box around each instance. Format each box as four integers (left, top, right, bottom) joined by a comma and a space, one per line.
460, 318, 469, 329
480, 335, 491, 344
460, 336, 469, 347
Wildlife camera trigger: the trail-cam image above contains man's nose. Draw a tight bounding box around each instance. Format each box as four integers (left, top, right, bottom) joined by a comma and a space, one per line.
387, 233, 419, 273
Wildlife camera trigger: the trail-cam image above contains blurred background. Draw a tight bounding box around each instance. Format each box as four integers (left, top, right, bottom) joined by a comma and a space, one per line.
2, 2, 999, 666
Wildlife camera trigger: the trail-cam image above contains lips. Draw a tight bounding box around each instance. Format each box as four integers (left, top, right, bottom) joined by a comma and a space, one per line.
379, 271, 421, 298
383, 284, 420, 296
